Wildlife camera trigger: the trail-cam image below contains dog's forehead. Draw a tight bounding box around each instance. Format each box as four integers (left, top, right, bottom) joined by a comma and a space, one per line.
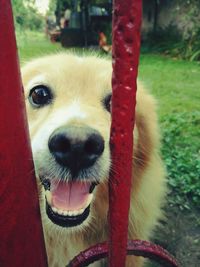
22, 54, 112, 97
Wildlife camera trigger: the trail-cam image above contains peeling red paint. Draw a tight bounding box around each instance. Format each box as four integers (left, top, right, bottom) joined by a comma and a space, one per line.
0, 1, 47, 266
66, 0, 180, 266
108, 0, 142, 266
67, 240, 179, 267
0, 1, 180, 267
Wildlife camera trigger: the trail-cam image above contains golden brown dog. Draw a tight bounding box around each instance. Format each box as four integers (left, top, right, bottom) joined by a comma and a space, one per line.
22, 53, 166, 267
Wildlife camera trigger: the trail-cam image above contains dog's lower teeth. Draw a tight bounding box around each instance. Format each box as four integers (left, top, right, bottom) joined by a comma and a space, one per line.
52, 206, 58, 213
45, 186, 94, 217
51, 207, 86, 216
45, 190, 52, 204
79, 208, 84, 214
86, 194, 93, 206
67, 210, 73, 216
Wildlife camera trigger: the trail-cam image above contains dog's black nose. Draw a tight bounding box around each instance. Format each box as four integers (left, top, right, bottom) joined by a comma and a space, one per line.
48, 126, 104, 175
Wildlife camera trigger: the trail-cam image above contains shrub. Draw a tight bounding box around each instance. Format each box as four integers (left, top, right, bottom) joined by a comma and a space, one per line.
161, 112, 200, 209
143, 24, 200, 62
143, 1, 200, 61
12, 0, 45, 31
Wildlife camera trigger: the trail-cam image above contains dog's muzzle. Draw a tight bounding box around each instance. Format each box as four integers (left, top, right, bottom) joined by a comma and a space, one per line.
48, 125, 104, 177
42, 126, 104, 227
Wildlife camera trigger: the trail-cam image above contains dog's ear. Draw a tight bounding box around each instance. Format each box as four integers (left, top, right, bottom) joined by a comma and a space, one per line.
134, 83, 161, 167
128, 84, 166, 245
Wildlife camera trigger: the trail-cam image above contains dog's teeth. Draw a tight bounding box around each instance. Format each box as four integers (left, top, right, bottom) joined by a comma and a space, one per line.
67, 210, 74, 216
86, 194, 93, 207
57, 209, 65, 216
50, 194, 94, 217
45, 190, 52, 204
78, 208, 84, 214
67, 210, 81, 216
50, 206, 87, 216
52, 206, 58, 213
60, 210, 70, 216
51, 207, 86, 216
72, 209, 84, 216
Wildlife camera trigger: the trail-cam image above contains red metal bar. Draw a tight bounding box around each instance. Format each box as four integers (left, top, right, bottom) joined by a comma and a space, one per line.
0, 1, 48, 266
64, 0, 180, 266
67, 240, 179, 267
108, 0, 142, 266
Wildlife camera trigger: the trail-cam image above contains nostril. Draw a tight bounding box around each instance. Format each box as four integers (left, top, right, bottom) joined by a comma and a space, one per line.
48, 128, 105, 173
84, 134, 104, 156
49, 134, 71, 154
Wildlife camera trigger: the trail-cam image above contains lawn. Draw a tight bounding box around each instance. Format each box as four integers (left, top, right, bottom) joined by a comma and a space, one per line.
17, 31, 200, 209
139, 54, 200, 116
17, 32, 199, 117
16, 31, 200, 266
139, 54, 200, 210
16, 31, 64, 64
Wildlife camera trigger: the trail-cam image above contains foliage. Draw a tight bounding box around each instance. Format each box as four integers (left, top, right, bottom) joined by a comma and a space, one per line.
143, 26, 200, 61
90, 0, 111, 4
161, 112, 200, 209
55, 0, 71, 11
12, 0, 45, 31
16, 31, 200, 210
174, 0, 200, 61
143, 0, 200, 61
139, 54, 200, 209
47, 0, 57, 15
142, 25, 182, 54
49, 0, 110, 9
16, 31, 65, 63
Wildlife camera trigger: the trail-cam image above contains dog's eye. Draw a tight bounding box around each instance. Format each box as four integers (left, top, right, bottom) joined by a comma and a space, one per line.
29, 85, 52, 107
103, 94, 112, 112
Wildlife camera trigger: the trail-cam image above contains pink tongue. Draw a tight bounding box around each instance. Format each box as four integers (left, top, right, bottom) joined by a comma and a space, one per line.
51, 180, 91, 211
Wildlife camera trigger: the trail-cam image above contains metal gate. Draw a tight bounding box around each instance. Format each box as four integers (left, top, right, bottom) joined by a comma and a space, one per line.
0, 1, 179, 266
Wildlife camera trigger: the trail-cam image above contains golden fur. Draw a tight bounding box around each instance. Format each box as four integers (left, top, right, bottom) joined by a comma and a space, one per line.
22, 53, 166, 267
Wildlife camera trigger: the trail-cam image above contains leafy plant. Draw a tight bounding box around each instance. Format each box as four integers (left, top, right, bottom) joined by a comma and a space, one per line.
161, 112, 200, 209
143, 1, 200, 61
12, 0, 45, 31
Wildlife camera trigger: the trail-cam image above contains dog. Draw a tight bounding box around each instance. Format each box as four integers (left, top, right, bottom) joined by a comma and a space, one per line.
22, 53, 166, 267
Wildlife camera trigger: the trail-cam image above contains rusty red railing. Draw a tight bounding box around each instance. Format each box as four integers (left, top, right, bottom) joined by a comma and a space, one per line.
0, 0, 179, 267
0, 1, 48, 266
108, 0, 142, 266
67, 240, 179, 267
67, 0, 179, 266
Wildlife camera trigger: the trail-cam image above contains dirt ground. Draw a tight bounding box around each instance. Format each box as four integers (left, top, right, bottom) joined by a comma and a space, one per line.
146, 202, 200, 267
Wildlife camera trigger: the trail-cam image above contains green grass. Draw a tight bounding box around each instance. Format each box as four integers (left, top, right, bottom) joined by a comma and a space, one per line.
17, 31, 199, 118
16, 31, 200, 209
138, 55, 200, 209
139, 54, 200, 117
16, 30, 65, 64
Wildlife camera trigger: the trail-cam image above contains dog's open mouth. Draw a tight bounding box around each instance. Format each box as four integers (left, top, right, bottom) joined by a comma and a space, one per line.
42, 179, 97, 227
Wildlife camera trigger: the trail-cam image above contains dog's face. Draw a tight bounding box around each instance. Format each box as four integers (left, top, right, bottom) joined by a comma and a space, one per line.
22, 54, 113, 230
